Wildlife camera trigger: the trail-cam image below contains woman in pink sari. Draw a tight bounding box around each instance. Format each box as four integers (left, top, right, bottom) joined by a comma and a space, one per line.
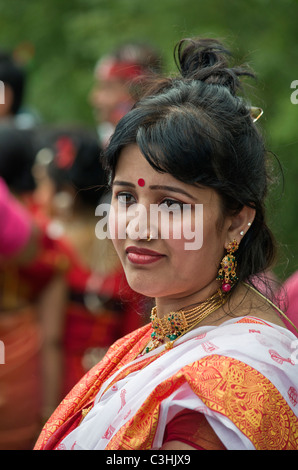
35, 37, 298, 451
280, 271, 298, 335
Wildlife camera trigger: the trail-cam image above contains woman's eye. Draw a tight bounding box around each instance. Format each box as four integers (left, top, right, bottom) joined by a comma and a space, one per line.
116, 192, 136, 205
159, 199, 184, 210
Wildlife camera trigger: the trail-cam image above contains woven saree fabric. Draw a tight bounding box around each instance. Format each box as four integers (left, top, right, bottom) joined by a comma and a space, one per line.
35, 316, 298, 450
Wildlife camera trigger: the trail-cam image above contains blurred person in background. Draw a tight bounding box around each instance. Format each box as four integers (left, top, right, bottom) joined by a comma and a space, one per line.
33, 126, 146, 397
0, 49, 25, 124
278, 271, 298, 336
0, 47, 39, 129
0, 49, 38, 202
0, 126, 68, 449
89, 41, 163, 147
0, 125, 36, 199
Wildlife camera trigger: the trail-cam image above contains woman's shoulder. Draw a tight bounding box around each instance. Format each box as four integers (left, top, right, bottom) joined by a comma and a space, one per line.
217, 282, 291, 331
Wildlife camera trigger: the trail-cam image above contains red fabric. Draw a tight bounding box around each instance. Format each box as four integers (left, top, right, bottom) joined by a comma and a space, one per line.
0, 307, 42, 450
43, 407, 86, 450
163, 409, 226, 450
98, 60, 146, 81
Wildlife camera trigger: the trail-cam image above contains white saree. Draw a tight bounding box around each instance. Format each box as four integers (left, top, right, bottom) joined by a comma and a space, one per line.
56, 316, 298, 450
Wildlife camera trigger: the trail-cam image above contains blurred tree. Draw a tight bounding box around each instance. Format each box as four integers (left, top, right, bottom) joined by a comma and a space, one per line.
0, 0, 297, 279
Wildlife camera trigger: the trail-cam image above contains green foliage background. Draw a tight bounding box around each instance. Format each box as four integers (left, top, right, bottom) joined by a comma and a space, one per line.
0, 0, 297, 281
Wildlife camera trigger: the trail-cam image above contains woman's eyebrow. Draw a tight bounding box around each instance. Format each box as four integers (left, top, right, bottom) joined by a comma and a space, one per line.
112, 181, 197, 201
149, 184, 197, 200
112, 180, 136, 188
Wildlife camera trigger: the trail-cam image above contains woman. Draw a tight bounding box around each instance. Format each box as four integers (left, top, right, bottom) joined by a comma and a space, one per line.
34, 37, 298, 450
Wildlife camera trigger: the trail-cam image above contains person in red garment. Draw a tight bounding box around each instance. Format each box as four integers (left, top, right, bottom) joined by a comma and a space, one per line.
35, 38, 298, 451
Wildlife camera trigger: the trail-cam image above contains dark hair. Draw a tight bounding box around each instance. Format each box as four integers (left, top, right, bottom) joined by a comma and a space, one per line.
0, 51, 26, 114
0, 126, 36, 192
102, 37, 277, 285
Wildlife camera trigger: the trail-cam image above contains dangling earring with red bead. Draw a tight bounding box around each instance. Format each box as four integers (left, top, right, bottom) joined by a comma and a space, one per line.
216, 239, 239, 293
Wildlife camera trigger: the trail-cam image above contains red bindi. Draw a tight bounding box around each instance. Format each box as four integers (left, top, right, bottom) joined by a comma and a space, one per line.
138, 178, 145, 187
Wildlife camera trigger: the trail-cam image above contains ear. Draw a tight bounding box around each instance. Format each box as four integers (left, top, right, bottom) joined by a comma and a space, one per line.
224, 205, 255, 249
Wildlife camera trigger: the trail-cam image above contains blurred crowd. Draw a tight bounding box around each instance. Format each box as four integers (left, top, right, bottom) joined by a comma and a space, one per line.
0, 42, 297, 450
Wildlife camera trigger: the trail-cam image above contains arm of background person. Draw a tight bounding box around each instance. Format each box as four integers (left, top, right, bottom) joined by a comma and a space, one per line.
0, 177, 39, 263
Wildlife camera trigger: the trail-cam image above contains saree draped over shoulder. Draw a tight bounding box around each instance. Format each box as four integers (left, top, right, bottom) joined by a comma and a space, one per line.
34, 316, 298, 450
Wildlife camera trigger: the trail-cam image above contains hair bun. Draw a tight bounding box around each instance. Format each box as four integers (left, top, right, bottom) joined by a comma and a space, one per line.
174, 37, 254, 95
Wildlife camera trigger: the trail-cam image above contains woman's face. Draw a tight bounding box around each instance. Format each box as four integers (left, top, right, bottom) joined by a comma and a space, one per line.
110, 144, 231, 304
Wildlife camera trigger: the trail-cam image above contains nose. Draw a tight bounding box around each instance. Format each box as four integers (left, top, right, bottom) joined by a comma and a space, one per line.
126, 203, 158, 241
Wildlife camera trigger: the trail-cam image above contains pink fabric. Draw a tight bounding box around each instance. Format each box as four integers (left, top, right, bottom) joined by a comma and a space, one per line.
0, 178, 31, 257
282, 271, 298, 336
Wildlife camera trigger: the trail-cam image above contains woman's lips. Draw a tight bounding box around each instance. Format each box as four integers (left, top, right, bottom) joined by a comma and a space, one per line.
125, 246, 165, 265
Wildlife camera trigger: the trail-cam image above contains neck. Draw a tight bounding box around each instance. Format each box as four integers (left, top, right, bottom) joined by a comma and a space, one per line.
154, 279, 221, 319
144, 286, 229, 354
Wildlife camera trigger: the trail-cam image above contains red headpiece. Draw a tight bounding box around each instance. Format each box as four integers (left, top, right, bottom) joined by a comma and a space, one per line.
96, 58, 146, 82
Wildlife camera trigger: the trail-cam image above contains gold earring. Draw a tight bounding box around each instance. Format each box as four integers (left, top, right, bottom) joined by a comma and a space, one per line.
146, 235, 152, 242
216, 239, 239, 292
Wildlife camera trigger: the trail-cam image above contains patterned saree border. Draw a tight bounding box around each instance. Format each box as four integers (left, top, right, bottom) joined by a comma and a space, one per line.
34, 324, 152, 449
106, 355, 298, 450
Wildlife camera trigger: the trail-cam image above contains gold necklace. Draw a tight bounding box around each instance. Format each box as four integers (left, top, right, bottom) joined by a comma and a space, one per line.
144, 289, 229, 354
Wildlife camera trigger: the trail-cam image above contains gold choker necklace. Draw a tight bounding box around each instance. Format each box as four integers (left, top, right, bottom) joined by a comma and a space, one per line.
144, 289, 229, 354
